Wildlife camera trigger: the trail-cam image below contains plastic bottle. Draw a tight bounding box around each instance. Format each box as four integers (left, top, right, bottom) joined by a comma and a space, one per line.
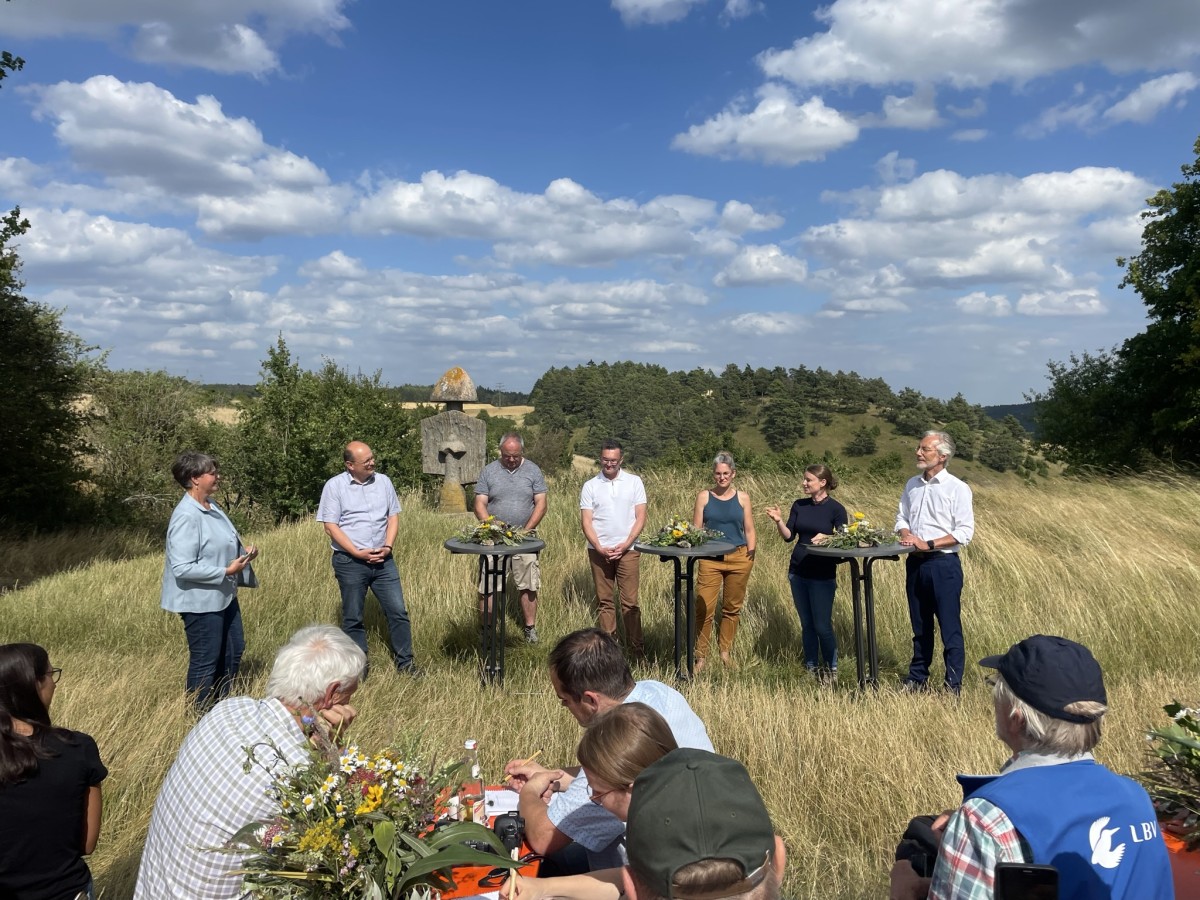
462, 739, 487, 824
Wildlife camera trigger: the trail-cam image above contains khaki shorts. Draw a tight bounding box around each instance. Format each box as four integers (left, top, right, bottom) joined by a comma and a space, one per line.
478, 552, 541, 593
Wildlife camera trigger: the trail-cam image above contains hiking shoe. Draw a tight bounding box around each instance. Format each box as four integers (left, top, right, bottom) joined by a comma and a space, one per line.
899, 678, 928, 694
523, 626, 538, 644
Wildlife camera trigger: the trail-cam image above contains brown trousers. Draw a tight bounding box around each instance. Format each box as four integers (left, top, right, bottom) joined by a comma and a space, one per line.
693, 545, 754, 658
587, 547, 643, 654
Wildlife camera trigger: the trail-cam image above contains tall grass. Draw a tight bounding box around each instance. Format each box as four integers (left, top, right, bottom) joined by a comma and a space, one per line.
4, 468, 1199, 899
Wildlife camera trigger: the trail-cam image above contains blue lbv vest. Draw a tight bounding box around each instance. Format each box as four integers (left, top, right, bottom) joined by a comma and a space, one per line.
959, 760, 1174, 900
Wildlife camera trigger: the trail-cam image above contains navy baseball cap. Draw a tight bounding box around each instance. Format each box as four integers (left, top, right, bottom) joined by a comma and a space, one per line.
980, 635, 1107, 723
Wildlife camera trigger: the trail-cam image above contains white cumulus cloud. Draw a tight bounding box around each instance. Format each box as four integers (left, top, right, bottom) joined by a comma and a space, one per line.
671, 84, 860, 165
715, 245, 807, 287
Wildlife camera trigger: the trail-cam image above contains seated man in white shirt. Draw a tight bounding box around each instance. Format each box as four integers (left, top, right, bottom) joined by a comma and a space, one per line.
504, 628, 713, 872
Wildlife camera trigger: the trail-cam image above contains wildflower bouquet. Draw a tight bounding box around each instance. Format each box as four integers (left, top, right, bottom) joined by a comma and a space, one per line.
643, 516, 725, 549
822, 512, 899, 550
1142, 701, 1200, 848
454, 515, 532, 547
229, 737, 516, 899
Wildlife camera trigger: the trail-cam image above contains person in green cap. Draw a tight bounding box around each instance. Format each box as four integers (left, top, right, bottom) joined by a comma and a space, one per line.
622, 749, 787, 900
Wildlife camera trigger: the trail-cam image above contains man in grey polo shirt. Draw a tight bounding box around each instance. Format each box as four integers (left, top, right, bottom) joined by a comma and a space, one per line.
316, 441, 417, 674
473, 431, 548, 643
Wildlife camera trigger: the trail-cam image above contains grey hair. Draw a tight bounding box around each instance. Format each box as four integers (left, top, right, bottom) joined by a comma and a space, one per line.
713, 452, 736, 471
265, 625, 366, 706
993, 674, 1106, 756
500, 432, 525, 450
923, 430, 956, 460
171, 451, 218, 489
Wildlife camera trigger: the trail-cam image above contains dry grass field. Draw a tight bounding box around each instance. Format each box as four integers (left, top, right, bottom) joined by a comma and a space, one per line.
4, 467, 1199, 898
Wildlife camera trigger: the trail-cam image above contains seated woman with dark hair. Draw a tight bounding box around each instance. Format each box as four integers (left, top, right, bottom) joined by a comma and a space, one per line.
507, 702, 678, 900
0, 643, 107, 900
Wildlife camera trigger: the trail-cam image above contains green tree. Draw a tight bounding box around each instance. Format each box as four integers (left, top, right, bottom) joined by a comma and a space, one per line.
0, 209, 103, 527
762, 394, 807, 452
1035, 134, 1200, 467
979, 430, 1024, 472
87, 370, 221, 524
942, 421, 976, 461
843, 424, 878, 457
226, 338, 424, 523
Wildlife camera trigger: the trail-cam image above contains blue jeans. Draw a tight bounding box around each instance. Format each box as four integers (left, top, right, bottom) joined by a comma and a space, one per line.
905, 553, 964, 689
788, 573, 837, 671
331, 553, 414, 670
180, 598, 244, 710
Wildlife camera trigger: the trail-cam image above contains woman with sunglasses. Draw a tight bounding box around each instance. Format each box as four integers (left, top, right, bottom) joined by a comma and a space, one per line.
0, 644, 107, 900
505, 703, 678, 900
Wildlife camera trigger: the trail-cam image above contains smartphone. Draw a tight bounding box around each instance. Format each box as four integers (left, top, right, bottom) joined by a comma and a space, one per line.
994, 862, 1058, 900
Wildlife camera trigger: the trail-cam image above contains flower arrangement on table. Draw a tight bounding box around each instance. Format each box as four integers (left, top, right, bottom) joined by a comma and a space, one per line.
822, 512, 899, 550
454, 515, 533, 547
228, 734, 516, 899
643, 516, 725, 549
1141, 701, 1200, 850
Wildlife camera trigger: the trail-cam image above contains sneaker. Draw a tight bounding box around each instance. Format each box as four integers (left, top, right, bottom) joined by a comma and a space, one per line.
899, 678, 927, 694
398, 665, 424, 679
820, 668, 838, 687
523, 625, 539, 644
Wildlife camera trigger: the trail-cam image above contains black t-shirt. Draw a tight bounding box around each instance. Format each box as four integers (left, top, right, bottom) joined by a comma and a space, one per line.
0, 729, 107, 900
783, 497, 849, 580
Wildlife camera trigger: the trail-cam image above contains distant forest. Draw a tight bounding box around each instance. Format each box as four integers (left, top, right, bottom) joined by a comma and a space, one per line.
204, 360, 1039, 484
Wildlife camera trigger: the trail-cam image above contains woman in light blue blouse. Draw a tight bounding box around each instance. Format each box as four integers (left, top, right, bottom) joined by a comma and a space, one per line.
161, 451, 257, 710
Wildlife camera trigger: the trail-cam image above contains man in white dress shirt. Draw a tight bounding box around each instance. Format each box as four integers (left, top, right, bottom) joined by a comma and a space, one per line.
895, 430, 975, 694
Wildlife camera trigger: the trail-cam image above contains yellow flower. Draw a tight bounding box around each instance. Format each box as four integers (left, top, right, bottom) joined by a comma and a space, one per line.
854, 512, 865, 521
298, 820, 337, 853
356, 784, 384, 815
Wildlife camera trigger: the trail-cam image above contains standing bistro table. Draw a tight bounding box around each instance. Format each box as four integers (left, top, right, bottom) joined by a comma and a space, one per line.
444, 537, 546, 686
632, 540, 737, 680
803, 543, 914, 689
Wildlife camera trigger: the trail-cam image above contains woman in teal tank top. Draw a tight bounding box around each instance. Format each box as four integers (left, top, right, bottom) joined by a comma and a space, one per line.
690, 452, 757, 670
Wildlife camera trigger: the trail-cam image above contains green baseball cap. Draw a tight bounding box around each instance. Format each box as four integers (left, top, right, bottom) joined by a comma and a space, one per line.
626, 749, 775, 900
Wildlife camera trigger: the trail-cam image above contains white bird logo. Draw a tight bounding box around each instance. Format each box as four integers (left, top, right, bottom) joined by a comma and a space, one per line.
1089, 817, 1126, 869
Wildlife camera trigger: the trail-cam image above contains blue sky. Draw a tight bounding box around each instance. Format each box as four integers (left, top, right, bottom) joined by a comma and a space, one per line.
2, 0, 1198, 404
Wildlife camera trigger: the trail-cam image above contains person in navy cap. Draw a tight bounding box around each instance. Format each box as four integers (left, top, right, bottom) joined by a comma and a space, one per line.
890, 635, 1173, 900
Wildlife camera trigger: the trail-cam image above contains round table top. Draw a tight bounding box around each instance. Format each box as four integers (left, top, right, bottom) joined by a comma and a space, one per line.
444, 537, 546, 556
803, 542, 915, 559
632, 539, 739, 559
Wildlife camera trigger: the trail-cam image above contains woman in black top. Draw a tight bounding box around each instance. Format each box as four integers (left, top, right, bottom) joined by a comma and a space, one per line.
765, 464, 848, 682
0, 644, 106, 900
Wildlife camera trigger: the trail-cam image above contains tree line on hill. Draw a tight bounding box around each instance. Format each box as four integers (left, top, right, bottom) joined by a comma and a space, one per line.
8, 131, 1200, 531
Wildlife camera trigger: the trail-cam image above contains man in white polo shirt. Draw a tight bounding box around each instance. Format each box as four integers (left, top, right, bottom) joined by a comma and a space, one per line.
580, 439, 647, 657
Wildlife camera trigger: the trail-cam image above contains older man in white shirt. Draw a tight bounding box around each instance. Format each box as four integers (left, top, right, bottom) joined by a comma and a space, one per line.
895, 430, 975, 695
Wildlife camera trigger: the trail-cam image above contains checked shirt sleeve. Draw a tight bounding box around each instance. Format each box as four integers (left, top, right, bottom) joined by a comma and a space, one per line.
928, 798, 1030, 900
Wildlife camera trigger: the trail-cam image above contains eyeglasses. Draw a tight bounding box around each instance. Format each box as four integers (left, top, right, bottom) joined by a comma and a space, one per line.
588, 783, 626, 804
47, 667, 62, 683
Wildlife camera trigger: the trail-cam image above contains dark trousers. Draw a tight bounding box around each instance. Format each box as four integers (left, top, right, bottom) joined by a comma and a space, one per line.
905, 553, 964, 689
331, 553, 414, 670
180, 598, 244, 710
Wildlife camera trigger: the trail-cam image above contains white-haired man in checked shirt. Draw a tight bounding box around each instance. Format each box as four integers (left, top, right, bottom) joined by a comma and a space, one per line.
134, 625, 364, 899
